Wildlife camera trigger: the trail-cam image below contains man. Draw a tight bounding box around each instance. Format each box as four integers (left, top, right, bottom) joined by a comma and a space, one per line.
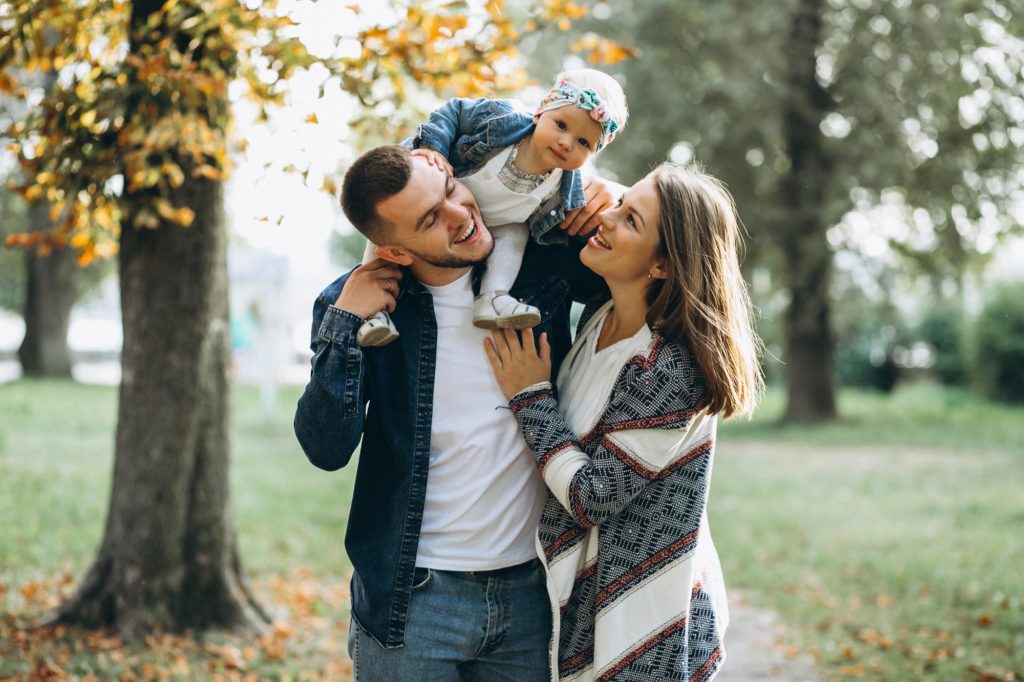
293, 145, 610, 680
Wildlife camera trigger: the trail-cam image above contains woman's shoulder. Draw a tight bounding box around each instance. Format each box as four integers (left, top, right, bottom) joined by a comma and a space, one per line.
601, 331, 708, 425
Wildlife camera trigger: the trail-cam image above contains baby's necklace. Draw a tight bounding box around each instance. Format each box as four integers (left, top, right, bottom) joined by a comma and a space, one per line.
509, 138, 550, 180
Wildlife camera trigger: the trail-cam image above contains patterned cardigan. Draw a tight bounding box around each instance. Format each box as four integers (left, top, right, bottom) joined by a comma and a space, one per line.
509, 306, 729, 682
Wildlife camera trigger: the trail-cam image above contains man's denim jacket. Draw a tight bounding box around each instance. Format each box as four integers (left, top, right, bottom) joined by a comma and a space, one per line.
413, 97, 587, 246
293, 238, 605, 649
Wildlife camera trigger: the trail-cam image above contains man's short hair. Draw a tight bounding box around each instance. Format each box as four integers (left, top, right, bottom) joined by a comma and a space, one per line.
341, 145, 413, 244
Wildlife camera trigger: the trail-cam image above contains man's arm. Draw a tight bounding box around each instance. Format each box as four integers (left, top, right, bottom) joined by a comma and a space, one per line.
293, 260, 402, 471
560, 174, 627, 237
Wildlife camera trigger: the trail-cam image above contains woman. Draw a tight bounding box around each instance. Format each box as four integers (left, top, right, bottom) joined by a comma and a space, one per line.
484, 163, 764, 681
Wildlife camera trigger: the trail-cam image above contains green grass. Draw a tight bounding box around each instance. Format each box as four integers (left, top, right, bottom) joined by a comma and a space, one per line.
713, 383, 1024, 681
0, 380, 355, 587
1, 379, 1022, 680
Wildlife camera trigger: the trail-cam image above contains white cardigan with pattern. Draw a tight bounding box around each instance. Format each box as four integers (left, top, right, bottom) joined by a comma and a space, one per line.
509, 307, 729, 682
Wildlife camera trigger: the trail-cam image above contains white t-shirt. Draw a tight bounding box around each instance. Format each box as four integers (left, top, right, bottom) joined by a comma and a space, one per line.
416, 271, 547, 570
557, 301, 653, 435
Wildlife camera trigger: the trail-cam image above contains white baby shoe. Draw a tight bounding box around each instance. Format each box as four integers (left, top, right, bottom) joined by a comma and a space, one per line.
473, 290, 541, 330
357, 311, 399, 347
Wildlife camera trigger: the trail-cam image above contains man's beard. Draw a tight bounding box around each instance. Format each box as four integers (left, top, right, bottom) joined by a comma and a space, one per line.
409, 238, 495, 269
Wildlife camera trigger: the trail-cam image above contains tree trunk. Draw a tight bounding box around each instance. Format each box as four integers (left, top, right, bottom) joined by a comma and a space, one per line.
17, 70, 75, 379
45, 167, 268, 638
44, 0, 268, 638
18, 205, 75, 378
779, 0, 837, 422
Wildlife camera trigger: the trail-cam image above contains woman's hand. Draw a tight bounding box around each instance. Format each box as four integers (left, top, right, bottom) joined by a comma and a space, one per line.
484, 328, 552, 400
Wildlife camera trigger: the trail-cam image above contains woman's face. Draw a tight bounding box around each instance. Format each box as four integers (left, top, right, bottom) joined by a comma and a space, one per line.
581, 175, 664, 285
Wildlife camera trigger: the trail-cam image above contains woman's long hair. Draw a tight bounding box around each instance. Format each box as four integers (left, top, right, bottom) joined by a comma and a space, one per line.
646, 163, 765, 419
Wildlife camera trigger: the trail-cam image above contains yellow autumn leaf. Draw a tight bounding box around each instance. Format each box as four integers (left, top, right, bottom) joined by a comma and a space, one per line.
174, 207, 196, 226
0, 71, 19, 95
193, 165, 220, 180
161, 162, 185, 187
305, 112, 319, 124
95, 204, 116, 230
77, 245, 96, 266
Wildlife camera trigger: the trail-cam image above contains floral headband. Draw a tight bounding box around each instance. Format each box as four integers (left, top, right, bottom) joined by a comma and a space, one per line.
536, 80, 621, 150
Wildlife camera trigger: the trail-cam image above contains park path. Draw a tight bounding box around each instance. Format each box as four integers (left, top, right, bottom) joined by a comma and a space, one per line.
716, 591, 823, 682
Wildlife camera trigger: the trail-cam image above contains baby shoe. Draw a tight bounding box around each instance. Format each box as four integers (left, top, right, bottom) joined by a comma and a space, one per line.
473, 290, 541, 330
357, 311, 399, 347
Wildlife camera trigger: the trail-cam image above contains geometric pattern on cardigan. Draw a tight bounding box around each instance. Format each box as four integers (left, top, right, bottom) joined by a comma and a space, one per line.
511, 302, 727, 681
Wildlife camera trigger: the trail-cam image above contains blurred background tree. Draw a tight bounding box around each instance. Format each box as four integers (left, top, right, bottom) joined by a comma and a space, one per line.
1, 73, 111, 377
526, 0, 1024, 418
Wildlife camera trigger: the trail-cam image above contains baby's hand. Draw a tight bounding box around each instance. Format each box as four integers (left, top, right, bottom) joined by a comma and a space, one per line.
411, 148, 454, 174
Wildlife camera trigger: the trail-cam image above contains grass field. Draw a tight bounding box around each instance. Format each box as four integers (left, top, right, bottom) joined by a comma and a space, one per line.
1, 379, 1022, 680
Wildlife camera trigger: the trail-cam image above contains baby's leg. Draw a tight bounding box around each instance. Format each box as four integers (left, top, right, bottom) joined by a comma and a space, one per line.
480, 223, 528, 294
474, 223, 540, 330
356, 239, 399, 347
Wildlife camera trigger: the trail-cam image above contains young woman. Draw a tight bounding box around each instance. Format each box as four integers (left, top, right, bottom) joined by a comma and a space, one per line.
485, 163, 764, 681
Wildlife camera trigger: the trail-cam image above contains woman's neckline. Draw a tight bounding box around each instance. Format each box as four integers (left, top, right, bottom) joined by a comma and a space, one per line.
595, 305, 648, 354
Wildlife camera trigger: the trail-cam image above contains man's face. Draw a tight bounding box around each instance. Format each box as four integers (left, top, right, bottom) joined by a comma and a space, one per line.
376, 157, 493, 277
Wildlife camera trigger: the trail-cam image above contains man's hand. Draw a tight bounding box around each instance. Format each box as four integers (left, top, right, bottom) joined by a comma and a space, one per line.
411, 148, 454, 174
559, 175, 624, 237
334, 258, 404, 320
484, 329, 552, 401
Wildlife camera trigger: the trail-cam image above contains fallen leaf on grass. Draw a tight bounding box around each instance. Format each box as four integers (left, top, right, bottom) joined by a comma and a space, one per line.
204, 643, 247, 670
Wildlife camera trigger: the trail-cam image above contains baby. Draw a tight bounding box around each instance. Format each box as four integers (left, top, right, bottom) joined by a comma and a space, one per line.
357, 68, 628, 346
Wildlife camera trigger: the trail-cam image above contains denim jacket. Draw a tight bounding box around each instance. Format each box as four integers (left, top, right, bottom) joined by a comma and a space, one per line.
293, 238, 606, 648
413, 97, 587, 246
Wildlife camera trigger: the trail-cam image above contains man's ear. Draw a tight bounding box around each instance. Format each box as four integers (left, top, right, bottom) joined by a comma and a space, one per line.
375, 245, 414, 267
533, 112, 541, 125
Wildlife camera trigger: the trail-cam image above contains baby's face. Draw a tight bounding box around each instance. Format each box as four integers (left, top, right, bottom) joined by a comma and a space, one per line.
530, 106, 604, 172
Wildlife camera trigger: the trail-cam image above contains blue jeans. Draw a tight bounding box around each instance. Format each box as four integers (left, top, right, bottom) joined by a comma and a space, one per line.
347, 560, 551, 681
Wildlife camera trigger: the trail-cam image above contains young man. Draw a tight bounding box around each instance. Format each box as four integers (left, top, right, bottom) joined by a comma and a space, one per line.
293, 145, 610, 680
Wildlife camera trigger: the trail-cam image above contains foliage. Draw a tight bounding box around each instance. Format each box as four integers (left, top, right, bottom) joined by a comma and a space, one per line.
915, 302, 967, 386
834, 312, 904, 392
328, 229, 368, 270
965, 283, 1024, 403
1, 0, 317, 263
544, 0, 1024, 279
0, 0, 634, 264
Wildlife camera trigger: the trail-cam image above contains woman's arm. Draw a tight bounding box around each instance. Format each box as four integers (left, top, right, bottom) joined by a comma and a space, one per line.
508, 384, 709, 527
485, 329, 708, 526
